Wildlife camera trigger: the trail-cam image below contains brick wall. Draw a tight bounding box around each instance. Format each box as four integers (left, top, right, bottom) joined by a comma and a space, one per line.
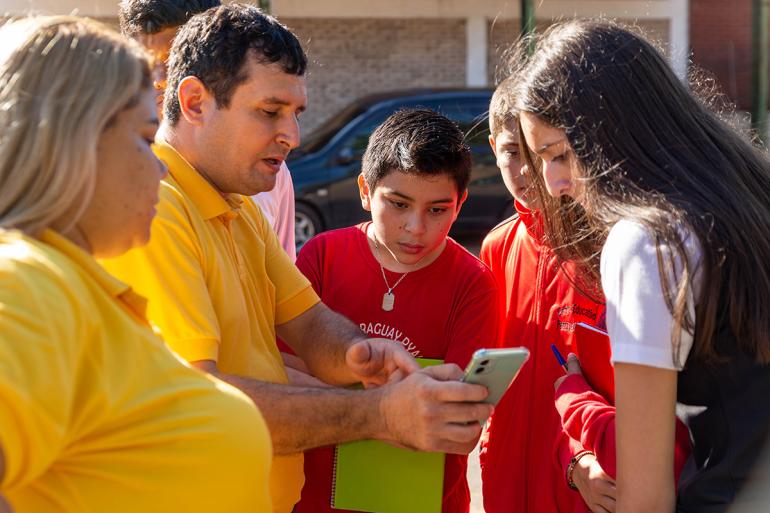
486, 18, 671, 84
689, 0, 762, 110
283, 18, 467, 135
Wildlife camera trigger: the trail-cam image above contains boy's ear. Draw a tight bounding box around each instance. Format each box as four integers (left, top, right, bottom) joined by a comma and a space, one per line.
453, 188, 469, 219
177, 76, 212, 127
357, 173, 372, 212
488, 134, 498, 157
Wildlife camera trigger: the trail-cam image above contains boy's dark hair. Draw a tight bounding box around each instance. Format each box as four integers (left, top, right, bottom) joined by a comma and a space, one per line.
362, 108, 472, 193
489, 76, 517, 137
118, 0, 221, 37
163, 3, 307, 125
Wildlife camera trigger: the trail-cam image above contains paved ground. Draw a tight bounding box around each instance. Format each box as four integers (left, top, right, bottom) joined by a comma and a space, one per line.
468, 443, 485, 513
458, 234, 485, 513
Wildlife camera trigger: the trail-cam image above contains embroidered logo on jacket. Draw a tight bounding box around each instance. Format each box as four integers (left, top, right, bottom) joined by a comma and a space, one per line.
555, 303, 605, 332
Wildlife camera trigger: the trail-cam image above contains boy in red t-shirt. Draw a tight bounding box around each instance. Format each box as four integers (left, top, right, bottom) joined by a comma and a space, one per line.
290, 109, 499, 513
478, 77, 616, 513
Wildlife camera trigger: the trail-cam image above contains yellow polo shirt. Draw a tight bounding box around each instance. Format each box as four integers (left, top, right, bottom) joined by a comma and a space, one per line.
0, 229, 271, 513
102, 142, 320, 513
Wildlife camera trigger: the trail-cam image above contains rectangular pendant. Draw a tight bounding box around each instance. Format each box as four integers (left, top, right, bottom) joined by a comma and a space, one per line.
382, 291, 395, 311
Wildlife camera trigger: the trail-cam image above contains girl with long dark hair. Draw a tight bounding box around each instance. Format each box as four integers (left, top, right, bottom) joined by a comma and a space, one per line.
512, 19, 770, 513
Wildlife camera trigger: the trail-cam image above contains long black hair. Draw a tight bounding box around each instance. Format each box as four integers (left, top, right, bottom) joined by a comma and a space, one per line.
512, 19, 770, 365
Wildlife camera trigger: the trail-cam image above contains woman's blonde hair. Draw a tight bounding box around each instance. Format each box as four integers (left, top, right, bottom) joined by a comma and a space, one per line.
0, 16, 151, 235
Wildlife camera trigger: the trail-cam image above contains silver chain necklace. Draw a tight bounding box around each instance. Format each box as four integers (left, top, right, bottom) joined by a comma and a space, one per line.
372, 233, 408, 312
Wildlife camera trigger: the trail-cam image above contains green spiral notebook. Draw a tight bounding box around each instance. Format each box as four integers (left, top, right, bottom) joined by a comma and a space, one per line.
331, 358, 445, 513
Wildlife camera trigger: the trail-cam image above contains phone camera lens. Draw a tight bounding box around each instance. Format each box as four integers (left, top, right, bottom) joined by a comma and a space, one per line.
481, 359, 490, 366
475, 367, 485, 374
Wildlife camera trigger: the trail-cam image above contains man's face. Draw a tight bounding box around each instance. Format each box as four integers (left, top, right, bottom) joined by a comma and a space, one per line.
359, 170, 466, 269
136, 27, 178, 117
196, 57, 307, 195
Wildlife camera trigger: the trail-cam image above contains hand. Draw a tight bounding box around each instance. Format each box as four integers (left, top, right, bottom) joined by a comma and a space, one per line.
378, 363, 493, 454
572, 453, 616, 513
346, 338, 420, 387
555, 353, 584, 391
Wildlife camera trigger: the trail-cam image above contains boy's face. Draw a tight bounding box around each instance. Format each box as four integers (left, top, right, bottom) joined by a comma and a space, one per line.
489, 124, 534, 209
358, 170, 466, 269
136, 26, 178, 117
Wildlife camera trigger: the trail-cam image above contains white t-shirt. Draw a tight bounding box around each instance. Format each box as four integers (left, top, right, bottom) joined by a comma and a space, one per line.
602, 220, 702, 370
252, 162, 296, 262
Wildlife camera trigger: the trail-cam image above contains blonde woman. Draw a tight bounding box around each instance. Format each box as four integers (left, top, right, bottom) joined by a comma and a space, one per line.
0, 16, 272, 513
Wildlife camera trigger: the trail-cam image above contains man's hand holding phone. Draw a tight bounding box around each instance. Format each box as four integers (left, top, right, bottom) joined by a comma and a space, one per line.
376, 363, 492, 454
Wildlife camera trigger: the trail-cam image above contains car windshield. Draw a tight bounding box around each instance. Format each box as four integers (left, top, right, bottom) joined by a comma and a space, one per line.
291, 102, 370, 159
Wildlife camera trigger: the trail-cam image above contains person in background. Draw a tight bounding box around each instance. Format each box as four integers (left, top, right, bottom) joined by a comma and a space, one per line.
0, 15, 272, 512
102, 5, 493, 513
290, 108, 498, 513
118, 0, 297, 260
478, 76, 613, 513
515, 18, 770, 512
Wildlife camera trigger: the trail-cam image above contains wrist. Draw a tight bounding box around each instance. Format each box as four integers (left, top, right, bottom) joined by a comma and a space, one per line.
360, 386, 389, 441
566, 450, 595, 491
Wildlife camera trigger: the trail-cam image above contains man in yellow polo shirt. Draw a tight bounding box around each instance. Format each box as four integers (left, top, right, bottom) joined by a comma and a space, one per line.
102, 5, 493, 513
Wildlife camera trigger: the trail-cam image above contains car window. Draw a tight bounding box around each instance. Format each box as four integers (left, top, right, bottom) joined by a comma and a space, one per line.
417, 99, 490, 143
416, 99, 495, 167
295, 103, 369, 157
335, 96, 493, 166
336, 108, 393, 159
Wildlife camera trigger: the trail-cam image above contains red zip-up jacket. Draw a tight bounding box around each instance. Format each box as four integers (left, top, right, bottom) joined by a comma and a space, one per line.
480, 202, 692, 513
479, 202, 608, 513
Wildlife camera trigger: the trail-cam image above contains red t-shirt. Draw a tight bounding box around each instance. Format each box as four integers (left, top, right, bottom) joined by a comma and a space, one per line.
290, 223, 498, 513
478, 203, 609, 513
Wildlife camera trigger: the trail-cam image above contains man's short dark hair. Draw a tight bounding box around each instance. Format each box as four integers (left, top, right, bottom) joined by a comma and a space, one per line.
118, 0, 221, 37
163, 3, 307, 125
362, 109, 472, 193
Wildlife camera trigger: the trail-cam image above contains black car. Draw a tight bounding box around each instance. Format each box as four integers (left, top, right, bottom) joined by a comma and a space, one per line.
289, 89, 512, 248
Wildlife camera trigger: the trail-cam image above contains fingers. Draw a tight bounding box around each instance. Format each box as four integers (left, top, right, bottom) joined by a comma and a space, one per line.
566, 352, 583, 375
430, 423, 484, 454
431, 402, 494, 424
419, 365, 490, 402
594, 478, 617, 497
594, 492, 617, 513
434, 380, 490, 403
347, 339, 420, 380
420, 363, 464, 381
389, 345, 421, 374
580, 459, 617, 513
346, 339, 373, 367
379, 368, 494, 454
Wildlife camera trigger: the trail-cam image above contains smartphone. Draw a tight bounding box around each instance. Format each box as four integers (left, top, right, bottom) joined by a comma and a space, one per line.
462, 348, 530, 405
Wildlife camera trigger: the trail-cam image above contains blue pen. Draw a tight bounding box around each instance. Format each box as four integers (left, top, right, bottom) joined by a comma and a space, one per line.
551, 344, 568, 372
